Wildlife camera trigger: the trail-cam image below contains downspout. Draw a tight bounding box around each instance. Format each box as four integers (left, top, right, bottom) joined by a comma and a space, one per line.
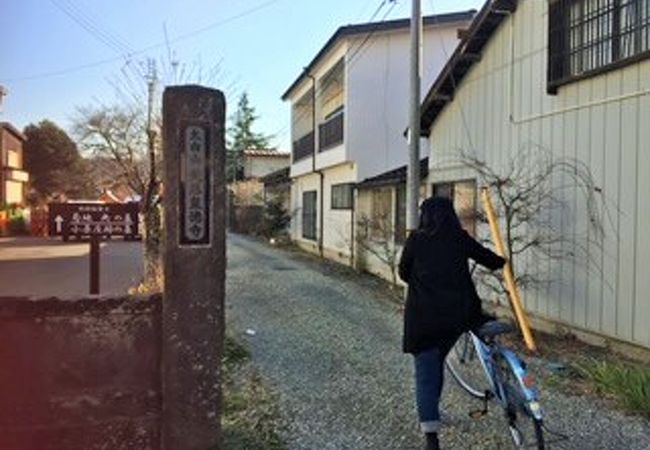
350, 184, 356, 268
306, 71, 325, 258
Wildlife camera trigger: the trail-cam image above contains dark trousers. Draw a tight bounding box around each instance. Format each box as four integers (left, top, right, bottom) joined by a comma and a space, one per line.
413, 340, 455, 433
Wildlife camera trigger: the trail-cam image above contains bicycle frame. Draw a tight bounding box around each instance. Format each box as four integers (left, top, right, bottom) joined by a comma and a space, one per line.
467, 331, 544, 421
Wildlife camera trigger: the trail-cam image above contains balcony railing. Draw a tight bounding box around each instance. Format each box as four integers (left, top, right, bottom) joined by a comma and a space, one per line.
318, 110, 344, 152
292, 131, 315, 162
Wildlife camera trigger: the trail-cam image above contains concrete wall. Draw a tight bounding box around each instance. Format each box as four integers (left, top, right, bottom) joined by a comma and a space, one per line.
0, 295, 162, 450
426, 1, 650, 348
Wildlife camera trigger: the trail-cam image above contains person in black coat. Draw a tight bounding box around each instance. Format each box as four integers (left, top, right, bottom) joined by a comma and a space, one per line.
398, 196, 505, 450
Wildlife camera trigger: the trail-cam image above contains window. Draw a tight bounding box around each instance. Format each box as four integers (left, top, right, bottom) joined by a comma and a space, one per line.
432, 180, 477, 236
369, 187, 392, 240
7, 149, 21, 168
331, 183, 353, 210
302, 191, 317, 240
319, 58, 344, 120
548, 0, 650, 91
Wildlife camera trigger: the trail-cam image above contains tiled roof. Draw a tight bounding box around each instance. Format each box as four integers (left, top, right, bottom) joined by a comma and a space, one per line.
281, 11, 477, 101
0, 122, 26, 141
243, 149, 290, 157
357, 158, 429, 189
260, 167, 290, 186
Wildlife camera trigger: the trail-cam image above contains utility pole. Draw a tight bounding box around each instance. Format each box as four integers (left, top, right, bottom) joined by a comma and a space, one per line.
0, 86, 7, 115
406, 0, 422, 233
144, 58, 160, 283
145, 58, 158, 204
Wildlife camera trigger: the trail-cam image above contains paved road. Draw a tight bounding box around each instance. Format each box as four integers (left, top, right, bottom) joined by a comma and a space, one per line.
0, 237, 143, 298
226, 234, 650, 450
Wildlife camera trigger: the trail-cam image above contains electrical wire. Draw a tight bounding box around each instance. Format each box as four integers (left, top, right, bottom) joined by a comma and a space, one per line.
50, 0, 133, 55
3, 0, 283, 83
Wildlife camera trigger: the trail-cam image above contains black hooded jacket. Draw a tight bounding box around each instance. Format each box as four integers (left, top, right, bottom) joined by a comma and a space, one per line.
398, 197, 505, 354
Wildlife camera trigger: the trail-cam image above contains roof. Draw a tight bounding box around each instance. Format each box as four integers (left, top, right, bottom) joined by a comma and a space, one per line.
260, 167, 290, 186
281, 10, 477, 101
0, 122, 26, 141
357, 158, 429, 189
242, 149, 290, 158
420, 0, 518, 135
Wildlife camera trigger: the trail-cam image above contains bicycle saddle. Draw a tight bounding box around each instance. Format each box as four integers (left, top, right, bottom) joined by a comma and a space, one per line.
476, 320, 515, 339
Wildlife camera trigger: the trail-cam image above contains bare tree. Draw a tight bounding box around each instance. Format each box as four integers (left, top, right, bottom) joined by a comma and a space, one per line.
459, 145, 606, 297
74, 103, 162, 285
74, 57, 240, 289
356, 212, 402, 288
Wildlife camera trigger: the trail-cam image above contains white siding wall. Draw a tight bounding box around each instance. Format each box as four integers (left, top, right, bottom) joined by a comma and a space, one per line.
347, 23, 462, 181
427, 1, 650, 348
322, 163, 357, 264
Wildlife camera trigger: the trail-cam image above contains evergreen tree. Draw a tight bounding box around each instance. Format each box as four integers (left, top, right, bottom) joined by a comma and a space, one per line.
227, 92, 272, 181
23, 120, 95, 202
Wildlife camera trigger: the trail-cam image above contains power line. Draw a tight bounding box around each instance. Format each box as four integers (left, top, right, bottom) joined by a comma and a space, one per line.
50, 0, 133, 55
347, 0, 398, 68
3, 0, 283, 83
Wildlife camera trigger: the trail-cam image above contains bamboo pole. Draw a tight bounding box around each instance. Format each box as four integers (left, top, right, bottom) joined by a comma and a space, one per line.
480, 187, 537, 352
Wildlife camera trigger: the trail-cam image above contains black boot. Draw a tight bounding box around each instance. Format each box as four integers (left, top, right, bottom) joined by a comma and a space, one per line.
425, 432, 440, 450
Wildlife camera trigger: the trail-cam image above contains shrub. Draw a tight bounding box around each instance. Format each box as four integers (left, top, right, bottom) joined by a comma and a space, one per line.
261, 197, 290, 238
8, 216, 27, 235
576, 358, 650, 419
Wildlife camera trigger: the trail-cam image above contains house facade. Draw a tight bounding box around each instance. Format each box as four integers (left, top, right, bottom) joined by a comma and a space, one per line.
421, 0, 650, 349
0, 122, 29, 206
230, 149, 290, 207
283, 11, 475, 264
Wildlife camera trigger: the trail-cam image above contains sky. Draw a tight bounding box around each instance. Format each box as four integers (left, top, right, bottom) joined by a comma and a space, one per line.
1, 0, 483, 151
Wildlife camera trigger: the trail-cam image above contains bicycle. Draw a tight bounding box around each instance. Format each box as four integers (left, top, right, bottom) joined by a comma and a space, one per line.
446, 320, 546, 449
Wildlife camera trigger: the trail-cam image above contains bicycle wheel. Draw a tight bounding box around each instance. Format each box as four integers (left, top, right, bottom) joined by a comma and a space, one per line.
445, 332, 492, 399
495, 354, 545, 449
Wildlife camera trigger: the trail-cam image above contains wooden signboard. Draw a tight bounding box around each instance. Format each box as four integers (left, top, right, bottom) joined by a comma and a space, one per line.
48, 202, 140, 240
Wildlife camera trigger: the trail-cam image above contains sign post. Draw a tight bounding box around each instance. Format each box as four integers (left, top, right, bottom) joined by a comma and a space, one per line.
161, 85, 226, 449
48, 202, 140, 295
89, 236, 100, 295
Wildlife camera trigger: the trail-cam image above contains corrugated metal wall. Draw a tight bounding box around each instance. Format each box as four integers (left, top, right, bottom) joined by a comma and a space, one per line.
427, 0, 650, 348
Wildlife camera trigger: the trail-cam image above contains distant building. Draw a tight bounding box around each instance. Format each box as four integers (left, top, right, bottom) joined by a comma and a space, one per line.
230, 149, 290, 207
261, 166, 291, 209
0, 122, 29, 206
242, 149, 290, 180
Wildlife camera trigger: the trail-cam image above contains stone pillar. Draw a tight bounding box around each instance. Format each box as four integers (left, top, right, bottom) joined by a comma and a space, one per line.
161, 85, 226, 450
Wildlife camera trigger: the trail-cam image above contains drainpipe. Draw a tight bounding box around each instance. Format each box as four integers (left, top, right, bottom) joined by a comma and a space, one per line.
306, 71, 325, 258
350, 184, 356, 268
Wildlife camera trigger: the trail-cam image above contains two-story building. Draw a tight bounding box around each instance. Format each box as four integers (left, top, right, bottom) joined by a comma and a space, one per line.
283, 11, 475, 264
420, 0, 650, 350
0, 122, 29, 206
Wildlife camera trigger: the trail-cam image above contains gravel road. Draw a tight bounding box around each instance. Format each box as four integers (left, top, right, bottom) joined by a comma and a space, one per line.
226, 234, 650, 450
